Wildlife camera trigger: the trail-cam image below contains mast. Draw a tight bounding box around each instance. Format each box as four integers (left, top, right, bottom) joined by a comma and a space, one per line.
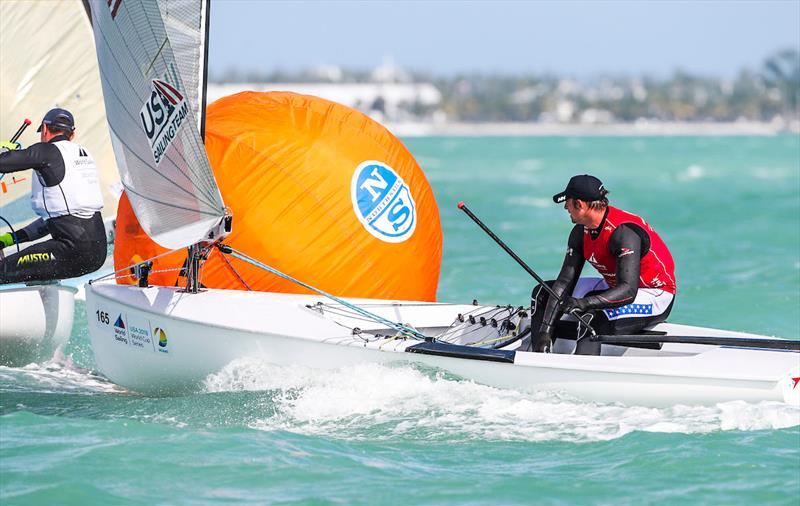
186, 0, 226, 294
199, 0, 211, 141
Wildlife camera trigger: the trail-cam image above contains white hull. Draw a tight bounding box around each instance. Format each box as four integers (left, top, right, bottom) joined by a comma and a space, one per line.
0, 284, 77, 366
85, 283, 800, 406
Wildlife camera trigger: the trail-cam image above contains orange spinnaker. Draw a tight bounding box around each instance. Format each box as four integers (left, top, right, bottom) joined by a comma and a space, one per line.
114, 91, 442, 301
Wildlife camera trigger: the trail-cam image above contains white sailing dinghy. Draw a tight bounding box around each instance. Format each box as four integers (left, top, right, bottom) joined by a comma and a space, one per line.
84, 0, 799, 407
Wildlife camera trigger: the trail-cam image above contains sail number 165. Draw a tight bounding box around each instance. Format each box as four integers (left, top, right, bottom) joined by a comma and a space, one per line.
96, 310, 110, 325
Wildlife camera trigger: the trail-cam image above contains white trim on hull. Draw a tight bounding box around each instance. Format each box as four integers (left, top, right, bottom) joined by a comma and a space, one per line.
0, 284, 77, 366
85, 283, 800, 406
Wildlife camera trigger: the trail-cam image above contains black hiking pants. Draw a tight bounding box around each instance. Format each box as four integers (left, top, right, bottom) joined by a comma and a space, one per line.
0, 212, 107, 284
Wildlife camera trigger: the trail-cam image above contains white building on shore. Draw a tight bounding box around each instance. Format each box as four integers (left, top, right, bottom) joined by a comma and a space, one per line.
207, 81, 442, 123
208, 59, 443, 124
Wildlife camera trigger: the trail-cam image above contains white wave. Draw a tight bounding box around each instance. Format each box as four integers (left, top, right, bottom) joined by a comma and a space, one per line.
204, 359, 800, 443
677, 164, 706, 181
751, 166, 792, 180
506, 172, 540, 185
506, 196, 551, 208
0, 354, 122, 395
416, 157, 443, 170
514, 158, 542, 171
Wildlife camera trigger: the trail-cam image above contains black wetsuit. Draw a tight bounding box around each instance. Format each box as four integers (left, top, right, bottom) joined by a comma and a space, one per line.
0, 136, 106, 284
528, 211, 674, 353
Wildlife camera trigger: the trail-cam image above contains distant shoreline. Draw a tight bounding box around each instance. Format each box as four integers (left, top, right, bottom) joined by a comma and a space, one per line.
386, 120, 800, 137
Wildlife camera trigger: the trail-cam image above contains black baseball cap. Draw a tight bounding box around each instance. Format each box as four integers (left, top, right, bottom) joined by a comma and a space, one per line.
37, 108, 75, 133
552, 175, 606, 203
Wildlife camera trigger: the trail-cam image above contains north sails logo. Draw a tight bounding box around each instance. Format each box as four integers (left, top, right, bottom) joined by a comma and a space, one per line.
351, 161, 417, 243
140, 79, 189, 165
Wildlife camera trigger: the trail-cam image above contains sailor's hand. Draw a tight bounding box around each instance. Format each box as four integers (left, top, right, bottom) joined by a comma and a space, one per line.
0, 140, 21, 153
0, 232, 15, 248
560, 296, 588, 315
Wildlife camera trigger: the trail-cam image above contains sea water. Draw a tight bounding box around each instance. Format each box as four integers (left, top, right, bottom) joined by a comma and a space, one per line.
1, 136, 799, 505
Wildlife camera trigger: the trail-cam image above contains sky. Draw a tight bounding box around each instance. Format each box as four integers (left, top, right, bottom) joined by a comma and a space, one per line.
208, 0, 800, 79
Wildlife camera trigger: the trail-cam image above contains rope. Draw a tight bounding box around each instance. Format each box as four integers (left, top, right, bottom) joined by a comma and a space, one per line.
216, 247, 251, 290
89, 246, 185, 283
219, 245, 428, 341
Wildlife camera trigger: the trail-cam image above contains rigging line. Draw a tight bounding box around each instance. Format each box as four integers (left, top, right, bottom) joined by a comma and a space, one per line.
435, 312, 517, 340
309, 300, 442, 324
467, 334, 518, 347
437, 323, 501, 342
222, 246, 428, 340
310, 305, 438, 337
326, 318, 382, 343
311, 306, 388, 326
317, 301, 458, 308
434, 307, 514, 331
93, 19, 221, 205
143, 37, 170, 78
89, 246, 185, 283
215, 248, 251, 290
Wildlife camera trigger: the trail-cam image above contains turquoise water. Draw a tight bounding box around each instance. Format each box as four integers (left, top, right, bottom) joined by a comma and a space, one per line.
2, 136, 799, 504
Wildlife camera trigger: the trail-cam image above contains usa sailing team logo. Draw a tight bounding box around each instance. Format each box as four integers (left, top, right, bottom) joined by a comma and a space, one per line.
351, 161, 416, 243
140, 79, 189, 165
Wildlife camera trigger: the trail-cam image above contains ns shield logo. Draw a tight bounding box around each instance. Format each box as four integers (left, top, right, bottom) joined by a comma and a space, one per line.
351, 161, 417, 243
139, 79, 189, 165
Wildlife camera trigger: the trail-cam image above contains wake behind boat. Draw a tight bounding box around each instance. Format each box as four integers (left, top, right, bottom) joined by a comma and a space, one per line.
82, 0, 799, 407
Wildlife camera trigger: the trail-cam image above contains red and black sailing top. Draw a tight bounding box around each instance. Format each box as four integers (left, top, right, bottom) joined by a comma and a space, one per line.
583, 206, 676, 294
539, 205, 677, 333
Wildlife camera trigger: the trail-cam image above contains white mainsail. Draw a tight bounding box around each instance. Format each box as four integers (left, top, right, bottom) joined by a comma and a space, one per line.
0, 0, 121, 231
89, 0, 225, 250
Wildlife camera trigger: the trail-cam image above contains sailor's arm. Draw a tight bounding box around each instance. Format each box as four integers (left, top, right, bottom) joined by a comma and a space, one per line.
540, 225, 586, 331
17, 218, 49, 243
0, 143, 49, 174
0, 218, 49, 249
574, 225, 641, 311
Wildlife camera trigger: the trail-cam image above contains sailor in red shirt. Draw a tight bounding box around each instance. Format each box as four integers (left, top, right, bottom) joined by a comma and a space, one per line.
524, 175, 677, 355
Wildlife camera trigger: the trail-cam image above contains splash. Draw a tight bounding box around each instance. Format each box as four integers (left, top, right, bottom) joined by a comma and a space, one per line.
0, 355, 123, 396
203, 359, 800, 443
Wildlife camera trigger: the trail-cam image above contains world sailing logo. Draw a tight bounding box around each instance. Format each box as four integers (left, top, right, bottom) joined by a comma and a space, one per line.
139, 79, 189, 165
351, 161, 416, 243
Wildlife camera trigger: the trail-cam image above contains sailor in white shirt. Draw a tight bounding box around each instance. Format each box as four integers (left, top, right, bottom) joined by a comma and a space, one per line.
0, 108, 106, 284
